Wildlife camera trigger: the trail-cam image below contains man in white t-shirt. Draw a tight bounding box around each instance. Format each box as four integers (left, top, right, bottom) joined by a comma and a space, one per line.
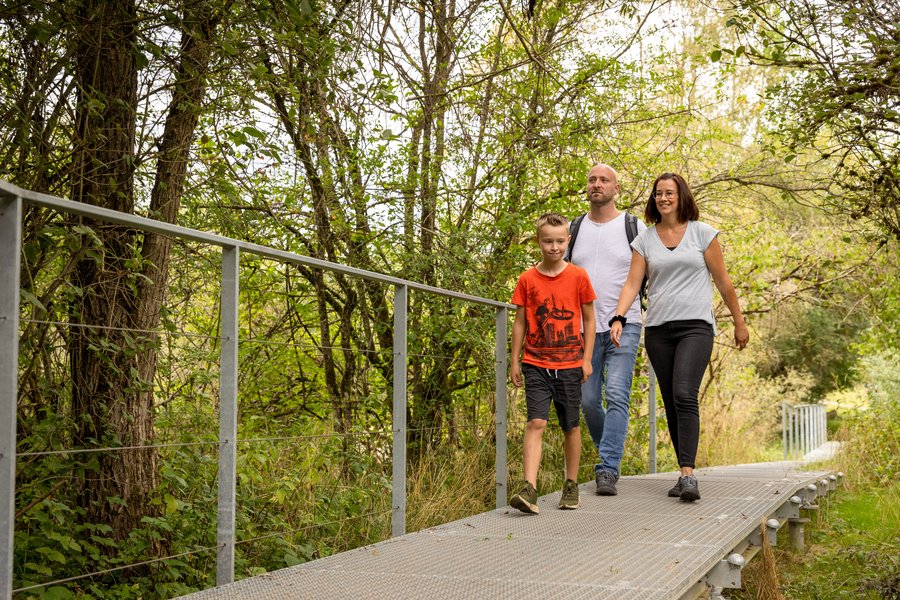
568, 164, 645, 496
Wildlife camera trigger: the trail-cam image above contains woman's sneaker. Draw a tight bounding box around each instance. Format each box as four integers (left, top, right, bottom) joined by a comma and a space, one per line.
558, 479, 580, 509
509, 482, 540, 514
667, 479, 682, 497
679, 475, 701, 502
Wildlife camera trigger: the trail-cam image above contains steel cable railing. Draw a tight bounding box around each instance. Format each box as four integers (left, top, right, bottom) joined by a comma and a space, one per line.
0, 180, 514, 598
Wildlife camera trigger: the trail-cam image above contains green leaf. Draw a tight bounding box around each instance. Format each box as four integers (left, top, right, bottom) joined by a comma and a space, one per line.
36, 547, 66, 564
710, 49, 722, 62
20, 289, 47, 312
42, 586, 74, 600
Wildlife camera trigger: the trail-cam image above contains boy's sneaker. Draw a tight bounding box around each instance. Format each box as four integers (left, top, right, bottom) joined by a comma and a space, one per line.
679, 475, 701, 502
667, 479, 682, 497
509, 482, 540, 514
558, 479, 580, 509
595, 469, 618, 496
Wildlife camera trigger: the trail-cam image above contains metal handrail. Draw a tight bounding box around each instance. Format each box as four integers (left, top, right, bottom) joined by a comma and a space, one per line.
782, 402, 828, 459
0, 179, 513, 597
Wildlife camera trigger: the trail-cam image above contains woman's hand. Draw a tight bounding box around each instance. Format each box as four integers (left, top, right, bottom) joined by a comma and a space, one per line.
734, 322, 749, 350
610, 321, 623, 347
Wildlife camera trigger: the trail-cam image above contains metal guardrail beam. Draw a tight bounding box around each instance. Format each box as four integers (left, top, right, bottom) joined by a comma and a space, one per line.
0, 180, 513, 310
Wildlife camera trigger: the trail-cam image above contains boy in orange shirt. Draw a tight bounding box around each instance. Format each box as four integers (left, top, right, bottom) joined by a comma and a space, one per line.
509, 213, 596, 513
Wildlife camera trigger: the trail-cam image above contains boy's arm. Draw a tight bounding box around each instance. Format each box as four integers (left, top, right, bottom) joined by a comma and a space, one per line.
580, 302, 595, 383
510, 307, 526, 387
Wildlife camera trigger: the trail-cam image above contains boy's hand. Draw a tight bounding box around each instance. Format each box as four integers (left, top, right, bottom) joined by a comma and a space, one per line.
511, 362, 523, 387
581, 359, 592, 383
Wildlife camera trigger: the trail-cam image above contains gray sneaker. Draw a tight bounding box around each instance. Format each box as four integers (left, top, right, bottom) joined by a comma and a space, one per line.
679, 475, 700, 502
558, 479, 580, 509
595, 469, 618, 496
510, 482, 540, 514
667, 479, 682, 497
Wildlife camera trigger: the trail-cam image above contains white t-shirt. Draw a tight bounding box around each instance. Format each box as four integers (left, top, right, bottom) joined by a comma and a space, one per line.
631, 220, 718, 330
570, 212, 646, 333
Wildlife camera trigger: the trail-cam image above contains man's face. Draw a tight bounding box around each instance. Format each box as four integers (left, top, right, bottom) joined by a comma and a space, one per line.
587, 166, 619, 207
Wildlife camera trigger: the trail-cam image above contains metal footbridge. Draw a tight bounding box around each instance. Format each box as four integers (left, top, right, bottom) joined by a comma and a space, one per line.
0, 181, 841, 599
179, 455, 840, 600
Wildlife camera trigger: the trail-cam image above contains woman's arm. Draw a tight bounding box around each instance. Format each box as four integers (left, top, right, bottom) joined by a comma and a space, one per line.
704, 238, 749, 349
610, 250, 646, 347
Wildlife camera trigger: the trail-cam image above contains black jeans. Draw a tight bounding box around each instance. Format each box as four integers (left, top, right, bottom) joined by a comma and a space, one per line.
644, 320, 714, 469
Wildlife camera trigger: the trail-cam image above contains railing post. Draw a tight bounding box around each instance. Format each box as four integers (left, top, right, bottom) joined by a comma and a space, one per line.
0, 193, 22, 600
802, 404, 812, 456
217, 246, 239, 586
648, 362, 657, 474
392, 285, 408, 537
781, 402, 787, 460
494, 307, 508, 509
821, 405, 827, 446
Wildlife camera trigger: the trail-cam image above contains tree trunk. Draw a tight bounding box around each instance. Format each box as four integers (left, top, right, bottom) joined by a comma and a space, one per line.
68, 0, 219, 540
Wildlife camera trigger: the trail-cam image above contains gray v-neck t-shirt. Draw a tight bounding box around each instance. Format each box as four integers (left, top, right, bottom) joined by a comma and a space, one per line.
630, 220, 718, 330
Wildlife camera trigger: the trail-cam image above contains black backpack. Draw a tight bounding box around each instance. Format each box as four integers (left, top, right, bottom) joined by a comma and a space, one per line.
564, 212, 647, 309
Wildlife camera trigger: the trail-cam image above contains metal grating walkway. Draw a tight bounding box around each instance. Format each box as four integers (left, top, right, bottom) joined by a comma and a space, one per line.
179, 460, 835, 599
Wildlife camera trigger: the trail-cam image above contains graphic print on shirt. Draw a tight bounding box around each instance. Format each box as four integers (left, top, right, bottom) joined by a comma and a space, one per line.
525, 287, 581, 364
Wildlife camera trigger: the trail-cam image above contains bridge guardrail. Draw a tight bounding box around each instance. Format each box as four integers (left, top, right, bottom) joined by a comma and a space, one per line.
0, 180, 517, 597
781, 402, 828, 459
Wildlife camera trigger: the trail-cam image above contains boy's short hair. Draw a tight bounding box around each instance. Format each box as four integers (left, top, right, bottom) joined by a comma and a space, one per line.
536, 212, 569, 235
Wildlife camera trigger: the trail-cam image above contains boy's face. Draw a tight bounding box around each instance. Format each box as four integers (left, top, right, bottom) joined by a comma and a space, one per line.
536, 223, 569, 263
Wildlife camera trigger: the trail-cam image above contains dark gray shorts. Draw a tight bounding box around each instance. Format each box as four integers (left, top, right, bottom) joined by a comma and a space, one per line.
522, 363, 583, 432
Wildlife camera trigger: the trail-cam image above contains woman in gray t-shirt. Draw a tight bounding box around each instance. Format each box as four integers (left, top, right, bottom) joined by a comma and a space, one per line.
609, 173, 749, 503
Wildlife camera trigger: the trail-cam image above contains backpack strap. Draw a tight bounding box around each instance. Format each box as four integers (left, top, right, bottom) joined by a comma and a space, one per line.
624, 212, 648, 310
563, 213, 586, 262
624, 212, 639, 244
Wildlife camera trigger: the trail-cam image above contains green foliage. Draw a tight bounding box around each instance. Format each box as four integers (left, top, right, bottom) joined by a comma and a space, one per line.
723, 0, 900, 240
759, 304, 865, 398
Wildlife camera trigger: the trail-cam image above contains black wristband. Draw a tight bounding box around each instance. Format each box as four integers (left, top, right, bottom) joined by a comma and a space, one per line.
608, 315, 627, 328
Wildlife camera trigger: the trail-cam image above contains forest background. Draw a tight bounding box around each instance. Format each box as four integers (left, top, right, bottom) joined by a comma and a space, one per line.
1, 0, 897, 598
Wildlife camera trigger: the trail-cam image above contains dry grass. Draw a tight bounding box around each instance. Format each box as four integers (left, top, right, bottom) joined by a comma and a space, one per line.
753, 520, 785, 600
406, 441, 497, 532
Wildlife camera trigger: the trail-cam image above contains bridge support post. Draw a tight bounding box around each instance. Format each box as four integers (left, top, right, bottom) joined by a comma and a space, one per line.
216, 246, 239, 586
494, 307, 508, 509
0, 193, 22, 600
392, 285, 408, 537
788, 518, 809, 552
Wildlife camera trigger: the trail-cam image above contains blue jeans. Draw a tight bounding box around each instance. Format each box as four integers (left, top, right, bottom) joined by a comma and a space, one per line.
581, 322, 642, 476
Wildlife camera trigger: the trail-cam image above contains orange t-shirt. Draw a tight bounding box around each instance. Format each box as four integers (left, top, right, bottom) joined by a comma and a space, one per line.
511, 264, 596, 369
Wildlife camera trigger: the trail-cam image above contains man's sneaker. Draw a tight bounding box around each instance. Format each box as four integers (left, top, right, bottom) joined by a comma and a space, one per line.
595, 469, 618, 496
679, 475, 701, 502
558, 479, 580, 509
509, 482, 540, 514
667, 479, 682, 497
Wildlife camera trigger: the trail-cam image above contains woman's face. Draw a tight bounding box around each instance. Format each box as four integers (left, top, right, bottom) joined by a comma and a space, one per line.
654, 179, 679, 220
